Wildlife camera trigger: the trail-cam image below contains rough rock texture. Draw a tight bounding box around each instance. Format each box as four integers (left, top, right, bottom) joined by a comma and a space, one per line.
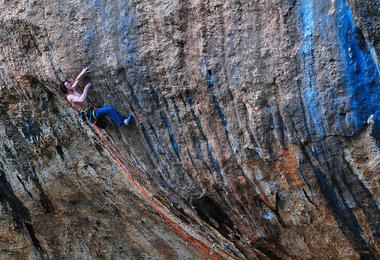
0, 0, 379, 259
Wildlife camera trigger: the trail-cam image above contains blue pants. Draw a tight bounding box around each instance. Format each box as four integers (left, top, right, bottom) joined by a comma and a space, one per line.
86, 106, 125, 126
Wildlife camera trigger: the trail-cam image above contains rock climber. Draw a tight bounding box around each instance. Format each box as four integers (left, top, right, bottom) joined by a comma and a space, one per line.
60, 67, 132, 127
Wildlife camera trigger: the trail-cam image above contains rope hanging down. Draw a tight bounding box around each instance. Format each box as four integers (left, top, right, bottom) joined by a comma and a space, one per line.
92, 123, 218, 260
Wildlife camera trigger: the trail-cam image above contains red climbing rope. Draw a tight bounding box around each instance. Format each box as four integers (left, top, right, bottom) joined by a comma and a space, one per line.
92, 123, 218, 260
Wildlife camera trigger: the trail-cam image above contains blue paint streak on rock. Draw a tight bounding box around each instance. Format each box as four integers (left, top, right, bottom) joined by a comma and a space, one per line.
199, 56, 207, 75
161, 110, 181, 161
149, 89, 181, 161
208, 72, 228, 129
172, 98, 181, 122
256, 227, 266, 238
119, 5, 140, 63
94, 0, 108, 21
304, 88, 326, 137
141, 125, 160, 160
24, 119, 37, 144
119, 15, 139, 63
194, 141, 213, 174
187, 92, 232, 192
207, 71, 236, 152
141, 125, 173, 189
268, 107, 274, 129
107, 175, 113, 190
81, 26, 96, 53
299, 0, 326, 138
334, 0, 380, 141
130, 86, 143, 110
313, 165, 370, 253
147, 119, 163, 145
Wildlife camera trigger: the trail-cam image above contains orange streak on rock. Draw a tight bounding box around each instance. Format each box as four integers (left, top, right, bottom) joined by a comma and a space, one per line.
275, 146, 304, 189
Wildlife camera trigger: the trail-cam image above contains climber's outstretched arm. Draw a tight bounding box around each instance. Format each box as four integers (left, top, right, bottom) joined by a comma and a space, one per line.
71, 67, 91, 89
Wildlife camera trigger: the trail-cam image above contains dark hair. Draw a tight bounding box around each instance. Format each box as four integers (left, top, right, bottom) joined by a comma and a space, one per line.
60, 81, 69, 94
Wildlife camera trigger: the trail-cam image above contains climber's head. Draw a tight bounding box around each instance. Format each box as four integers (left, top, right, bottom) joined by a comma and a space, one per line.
60, 81, 71, 94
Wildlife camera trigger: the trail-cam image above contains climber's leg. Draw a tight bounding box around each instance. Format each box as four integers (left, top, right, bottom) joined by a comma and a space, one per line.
94, 106, 125, 126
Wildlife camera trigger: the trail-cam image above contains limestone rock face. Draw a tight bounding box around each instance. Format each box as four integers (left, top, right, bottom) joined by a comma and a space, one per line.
0, 0, 379, 259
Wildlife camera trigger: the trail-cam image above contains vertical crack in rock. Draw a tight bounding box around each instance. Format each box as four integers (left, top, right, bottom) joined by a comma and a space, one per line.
301, 144, 376, 258
302, 188, 319, 210
55, 144, 65, 160
33, 179, 54, 214
16, 175, 35, 200
274, 192, 287, 228
339, 158, 380, 241
0, 94, 55, 216
24, 222, 46, 259
0, 165, 46, 258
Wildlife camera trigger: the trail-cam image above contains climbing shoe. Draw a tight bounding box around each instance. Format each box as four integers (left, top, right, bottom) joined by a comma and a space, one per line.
123, 114, 133, 126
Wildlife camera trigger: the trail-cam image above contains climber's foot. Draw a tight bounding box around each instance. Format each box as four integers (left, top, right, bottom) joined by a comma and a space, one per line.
123, 114, 133, 126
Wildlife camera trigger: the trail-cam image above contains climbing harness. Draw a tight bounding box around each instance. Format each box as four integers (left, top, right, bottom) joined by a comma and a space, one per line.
92, 122, 218, 259
80, 105, 107, 129
79, 105, 97, 123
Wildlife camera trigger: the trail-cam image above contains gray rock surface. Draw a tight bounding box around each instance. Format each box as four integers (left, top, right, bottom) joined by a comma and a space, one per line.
0, 0, 379, 259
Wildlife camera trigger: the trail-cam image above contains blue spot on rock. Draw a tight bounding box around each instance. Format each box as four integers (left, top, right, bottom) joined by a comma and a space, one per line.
264, 212, 273, 220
